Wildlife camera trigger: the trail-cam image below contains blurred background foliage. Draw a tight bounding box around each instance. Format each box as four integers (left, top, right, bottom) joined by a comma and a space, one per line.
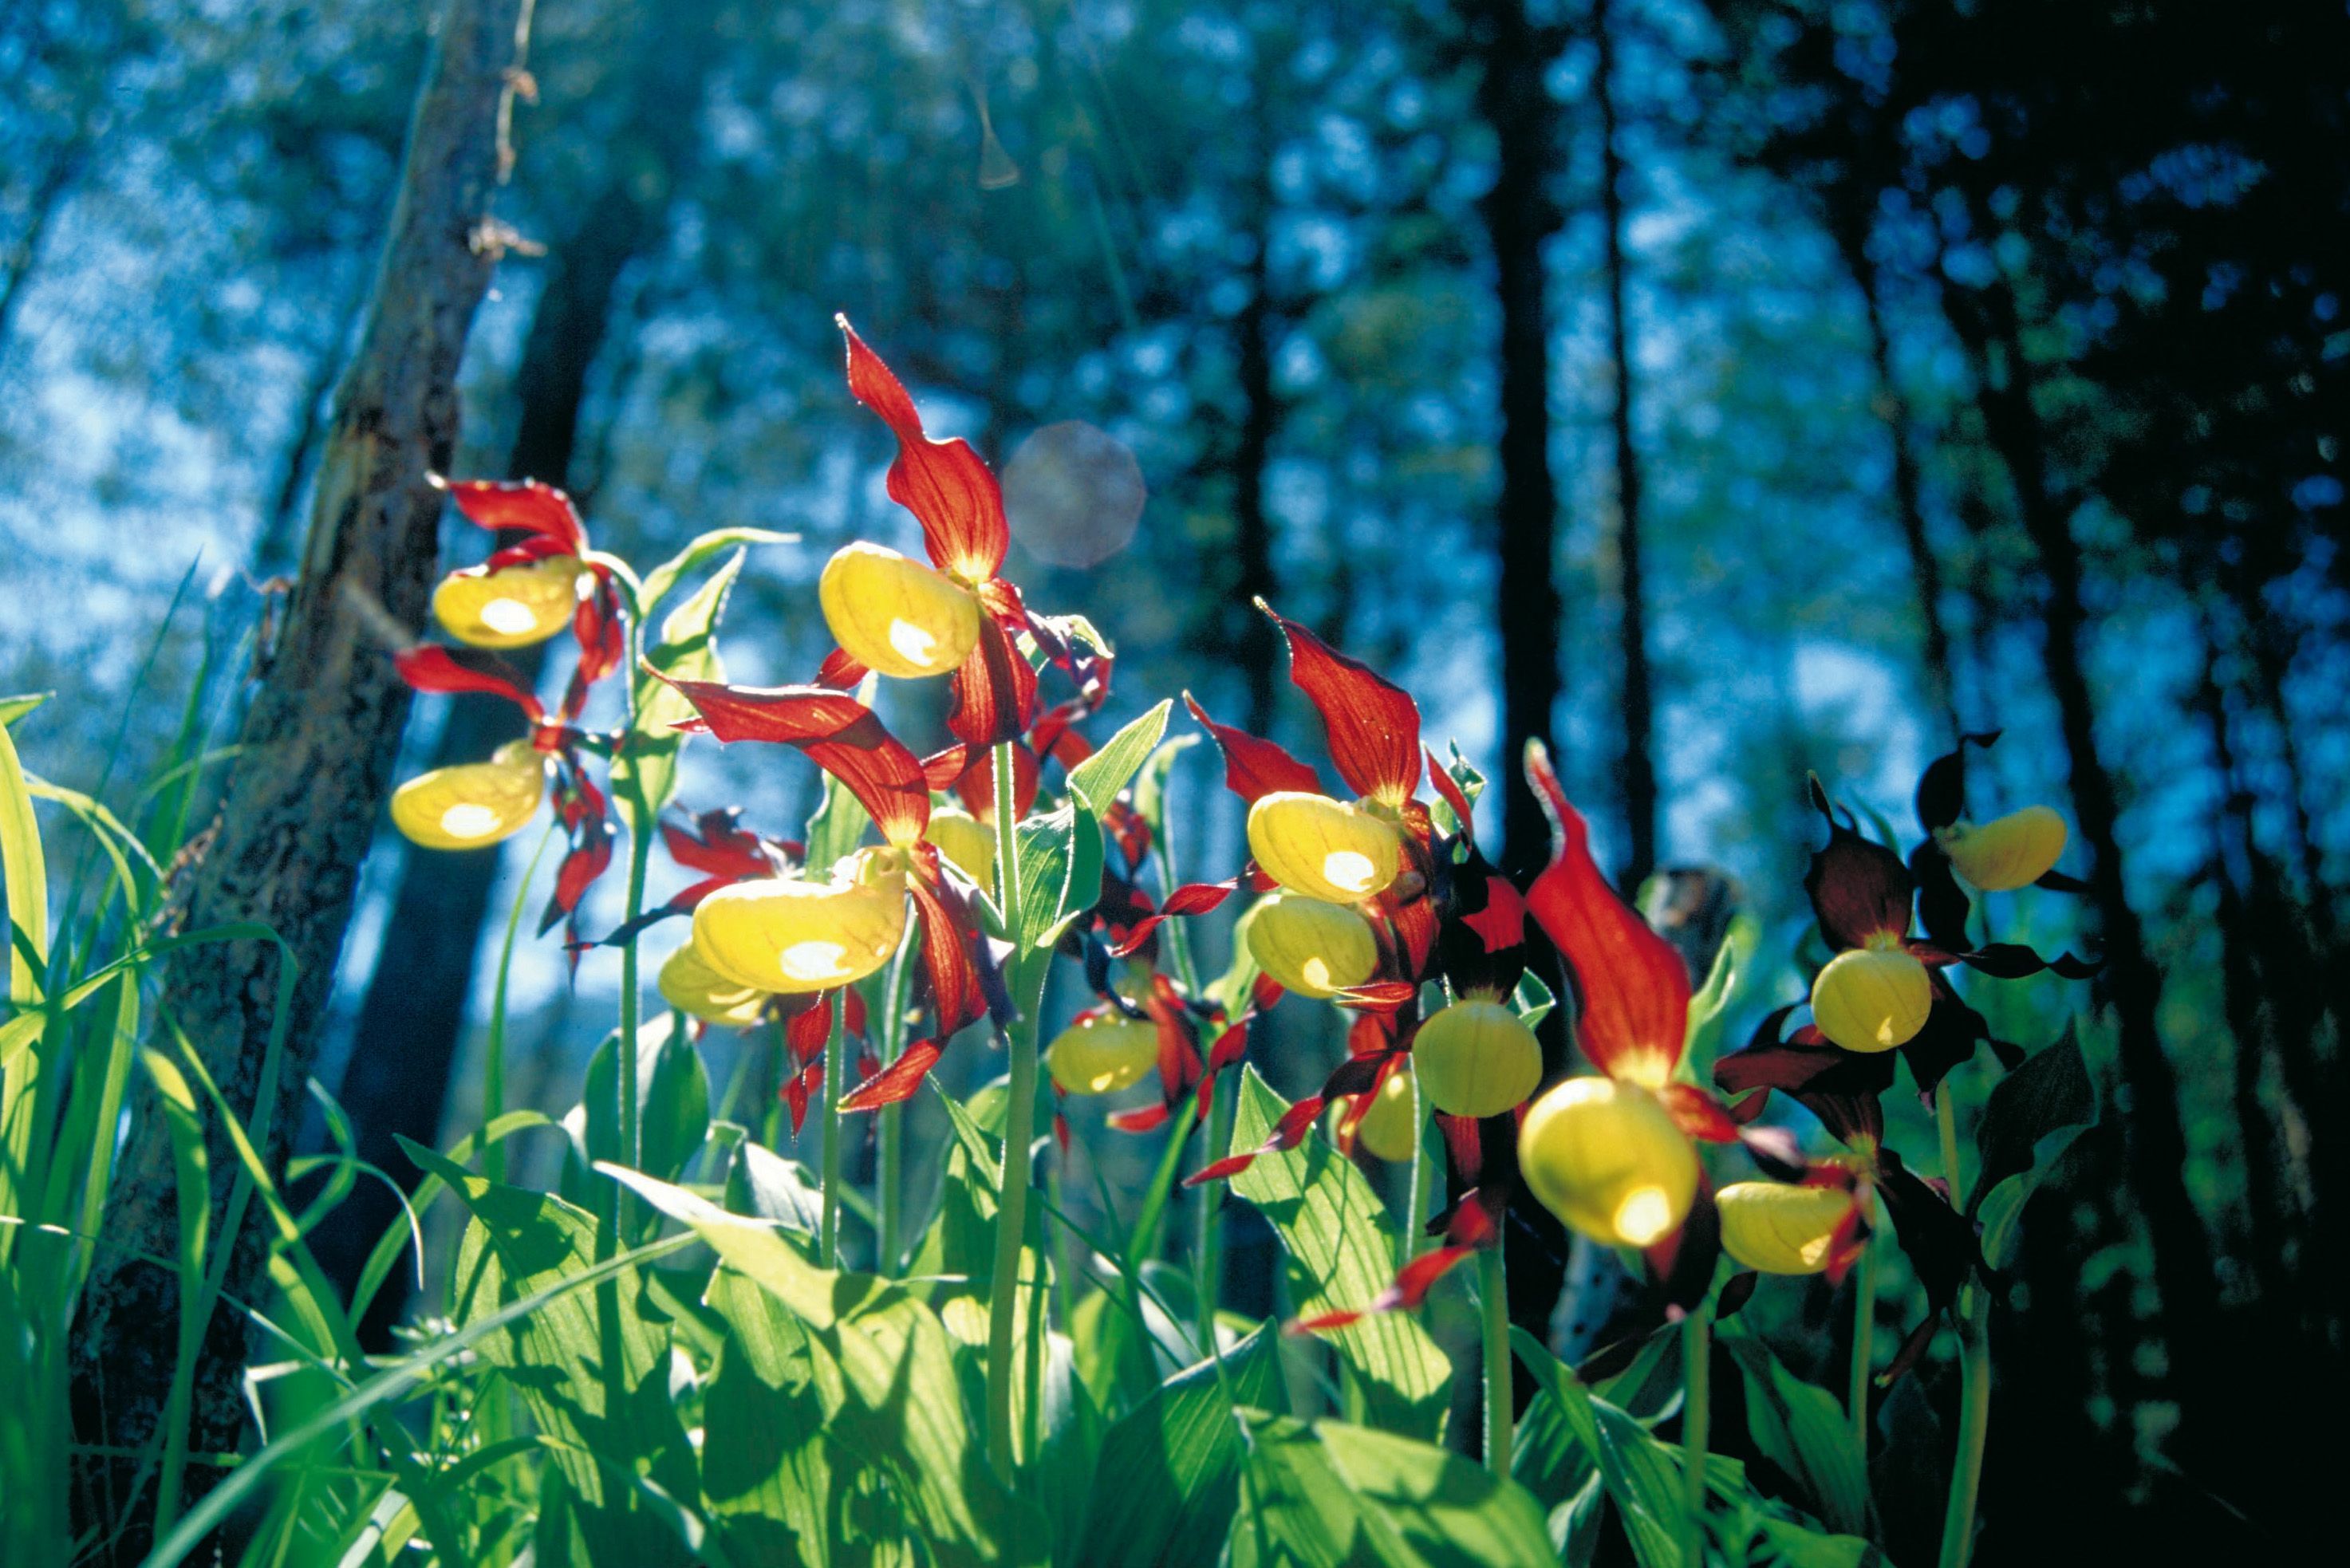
2, 0, 2342, 1557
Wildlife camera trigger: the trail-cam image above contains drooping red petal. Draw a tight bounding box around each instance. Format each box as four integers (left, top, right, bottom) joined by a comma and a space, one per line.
1522, 743, 1690, 1080
1183, 1097, 1322, 1187
1107, 1102, 1173, 1133
1183, 694, 1322, 802
1192, 1017, 1253, 1121
1645, 1171, 1720, 1315
1288, 1243, 1478, 1337
1659, 1082, 1742, 1144
1263, 604, 1421, 807
1108, 876, 1248, 958
947, 616, 1039, 751
814, 647, 868, 690
838, 317, 1008, 583
394, 644, 546, 723
1803, 780, 1914, 950
540, 765, 614, 939
908, 873, 986, 1039
840, 1041, 944, 1112
783, 993, 834, 1067
661, 676, 930, 847
780, 1061, 820, 1137
1332, 979, 1417, 1014
444, 477, 589, 553
661, 808, 784, 881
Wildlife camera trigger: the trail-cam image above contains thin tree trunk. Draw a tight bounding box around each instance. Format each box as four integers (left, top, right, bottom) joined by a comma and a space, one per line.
1469, 0, 1566, 876
315, 91, 700, 1345
1954, 282, 2225, 1450
69, 2, 531, 1556
1593, 0, 1657, 890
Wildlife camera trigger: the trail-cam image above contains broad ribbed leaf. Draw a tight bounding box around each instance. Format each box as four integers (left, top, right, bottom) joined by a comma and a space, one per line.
1230, 1414, 1553, 1568
1067, 699, 1172, 814
619, 548, 743, 825
1721, 1332, 1869, 1536
1081, 1328, 1285, 1568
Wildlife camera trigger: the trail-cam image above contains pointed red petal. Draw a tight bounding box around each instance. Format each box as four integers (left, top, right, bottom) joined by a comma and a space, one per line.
444, 478, 588, 552
1659, 1082, 1741, 1144
947, 616, 1038, 750
1262, 605, 1421, 806
815, 647, 868, 690
394, 644, 546, 723
1425, 746, 1477, 833
1183, 693, 1321, 802
1107, 1102, 1173, 1133
838, 318, 1008, 582
840, 1041, 944, 1112
1107, 877, 1244, 957
1522, 743, 1690, 1079
660, 676, 929, 845
909, 873, 986, 1039
783, 993, 833, 1066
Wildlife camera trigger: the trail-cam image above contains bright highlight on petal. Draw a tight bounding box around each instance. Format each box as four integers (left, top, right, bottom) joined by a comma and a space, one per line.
1244, 894, 1378, 999
1245, 791, 1402, 904
1810, 944, 1932, 1054
818, 541, 984, 679
1519, 1076, 1700, 1248
1718, 1180, 1858, 1274
1940, 804, 2068, 892
431, 555, 585, 648
691, 860, 907, 995
1046, 1014, 1159, 1097
779, 940, 854, 984
1411, 999, 1543, 1119
391, 741, 545, 851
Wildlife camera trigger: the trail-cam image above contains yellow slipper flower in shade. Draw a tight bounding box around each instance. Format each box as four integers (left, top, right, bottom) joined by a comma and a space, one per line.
1412, 999, 1543, 1120
431, 554, 586, 648
1717, 1180, 1859, 1275
1245, 893, 1378, 999
1518, 1076, 1701, 1248
391, 740, 546, 850
1245, 791, 1403, 904
1047, 1011, 1161, 1096
924, 803, 997, 885
818, 540, 984, 679
1809, 939, 1934, 1054
690, 851, 909, 996
1937, 805, 2069, 893
656, 939, 771, 1028
1331, 1065, 1418, 1163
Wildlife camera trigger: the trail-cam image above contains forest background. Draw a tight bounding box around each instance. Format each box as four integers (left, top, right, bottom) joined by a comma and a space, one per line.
2, 0, 2342, 1557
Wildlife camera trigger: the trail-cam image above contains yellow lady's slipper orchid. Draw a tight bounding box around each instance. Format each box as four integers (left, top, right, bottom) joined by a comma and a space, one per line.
1810, 943, 1931, 1054
1717, 1180, 1855, 1275
391, 741, 546, 850
1938, 804, 2068, 892
818, 540, 984, 679
657, 939, 771, 1027
1336, 1066, 1417, 1163
925, 804, 996, 884
430, 555, 586, 648
1245, 791, 1402, 904
691, 856, 908, 995
1246, 894, 1378, 999
1411, 999, 1542, 1120
1046, 1014, 1159, 1096
1520, 1076, 1699, 1248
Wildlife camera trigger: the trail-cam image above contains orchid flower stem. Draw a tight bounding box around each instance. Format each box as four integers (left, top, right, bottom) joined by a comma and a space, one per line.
1848, 1204, 1878, 1460
985, 739, 1034, 1485
1680, 1294, 1715, 1568
1398, 1074, 1428, 1271
1934, 1080, 1991, 1568
1479, 1244, 1512, 1475
877, 931, 913, 1274
819, 995, 846, 1268
612, 780, 653, 1235
484, 820, 557, 1184
1196, 1075, 1234, 1338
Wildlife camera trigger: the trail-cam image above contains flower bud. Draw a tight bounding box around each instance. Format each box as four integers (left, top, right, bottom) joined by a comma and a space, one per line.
1047, 1014, 1159, 1095
431, 555, 586, 648
1245, 791, 1402, 904
690, 860, 907, 995
1332, 1066, 1417, 1163
391, 741, 545, 849
1245, 894, 1378, 999
925, 804, 996, 885
1717, 1180, 1855, 1275
1809, 944, 1931, 1054
1520, 1076, 1699, 1248
1939, 805, 2068, 892
1411, 999, 1543, 1120
657, 939, 770, 1027
818, 541, 984, 679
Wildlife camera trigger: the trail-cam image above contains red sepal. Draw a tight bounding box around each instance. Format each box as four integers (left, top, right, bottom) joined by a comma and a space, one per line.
908, 873, 987, 1040
444, 477, 588, 554
838, 317, 1008, 583
1659, 1082, 1742, 1143
780, 1060, 821, 1136
1262, 603, 1421, 807
945, 741, 1040, 824
662, 808, 787, 881
1289, 1244, 1478, 1336
841, 1041, 944, 1112
783, 994, 834, 1067
1425, 746, 1477, 834
661, 676, 930, 846
947, 615, 1038, 749
1185, 1096, 1321, 1187
1646, 1171, 1721, 1316
395, 644, 546, 723
1108, 875, 1250, 958
1183, 693, 1321, 802
1523, 743, 1690, 1080
541, 766, 614, 940
1332, 979, 1417, 1013
1803, 778, 1914, 950
1107, 1103, 1173, 1133
815, 647, 867, 690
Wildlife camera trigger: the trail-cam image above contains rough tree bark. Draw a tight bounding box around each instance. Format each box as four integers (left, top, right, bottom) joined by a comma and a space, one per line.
69, 1, 531, 1555
1592, 0, 1658, 891
1466, 0, 1567, 877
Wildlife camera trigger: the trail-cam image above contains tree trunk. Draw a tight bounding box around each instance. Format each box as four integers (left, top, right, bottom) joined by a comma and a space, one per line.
1954, 282, 2225, 1453
1593, 0, 1657, 891
1469, 0, 1566, 876
69, 2, 530, 1555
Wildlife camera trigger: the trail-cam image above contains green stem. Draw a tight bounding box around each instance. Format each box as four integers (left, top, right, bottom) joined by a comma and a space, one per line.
985, 739, 1034, 1483
1479, 1244, 1512, 1475
1681, 1296, 1714, 1568
877, 932, 913, 1274
1195, 1075, 1234, 1338
820, 994, 846, 1267
1934, 1078, 1991, 1568
613, 788, 653, 1225
1847, 1201, 1878, 1460
1397, 1072, 1428, 1271
483, 820, 558, 1184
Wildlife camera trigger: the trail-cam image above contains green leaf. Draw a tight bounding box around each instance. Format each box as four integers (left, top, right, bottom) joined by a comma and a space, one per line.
1, 718, 49, 1007
1067, 699, 1173, 813
1230, 1413, 1555, 1568
1510, 968, 1555, 1034
1721, 1331, 1869, 1536
804, 768, 873, 876
0, 691, 52, 728
1130, 733, 1199, 836
1013, 800, 1104, 952
1969, 1020, 2096, 1223
1510, 1326, 1698, 1568
725, 1141, 823, 1231
638, 526, 795, 619
574, 1018, 710, 1184
1682, 912, 1761, 1085
1081, 1327, 1286, 1568
619, 548, 744, 824
1226, 1067, 1451, 1439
